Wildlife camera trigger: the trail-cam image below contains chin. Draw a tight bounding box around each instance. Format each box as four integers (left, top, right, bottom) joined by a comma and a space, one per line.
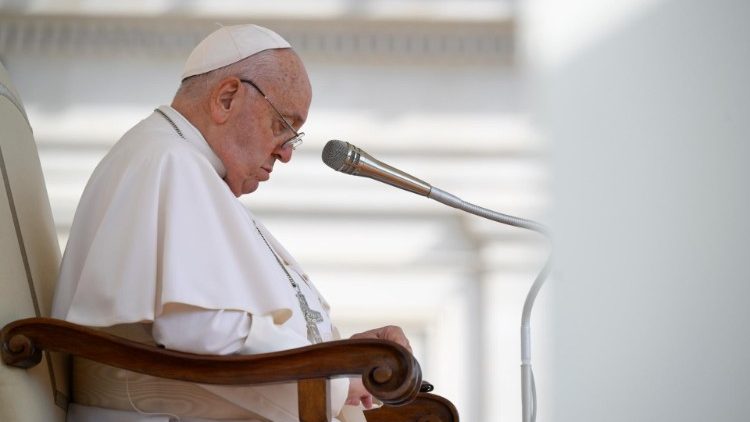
241, 181, 260, 195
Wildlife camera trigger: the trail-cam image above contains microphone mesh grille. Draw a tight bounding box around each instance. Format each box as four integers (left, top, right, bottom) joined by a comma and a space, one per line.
321, 140, 349, 170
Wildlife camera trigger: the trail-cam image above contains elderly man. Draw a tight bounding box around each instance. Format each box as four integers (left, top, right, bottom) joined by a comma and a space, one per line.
51, 24, 410, 422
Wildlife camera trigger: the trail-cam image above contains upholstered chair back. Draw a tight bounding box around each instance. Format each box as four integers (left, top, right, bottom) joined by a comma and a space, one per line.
0, 61, 68, 421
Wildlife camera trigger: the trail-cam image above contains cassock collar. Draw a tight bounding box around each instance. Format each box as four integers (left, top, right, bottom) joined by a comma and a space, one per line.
156, 105, 227, 178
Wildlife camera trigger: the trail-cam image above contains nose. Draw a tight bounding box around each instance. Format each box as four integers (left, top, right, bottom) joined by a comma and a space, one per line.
275, 143, 294, 163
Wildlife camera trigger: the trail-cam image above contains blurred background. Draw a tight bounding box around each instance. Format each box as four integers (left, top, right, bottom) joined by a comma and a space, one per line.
2, 0, 748, 421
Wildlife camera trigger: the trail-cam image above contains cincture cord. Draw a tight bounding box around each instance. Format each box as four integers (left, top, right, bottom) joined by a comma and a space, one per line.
125, 370, 182, 421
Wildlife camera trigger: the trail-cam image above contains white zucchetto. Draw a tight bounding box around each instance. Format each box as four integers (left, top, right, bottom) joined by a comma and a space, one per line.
181, 24, 291, 80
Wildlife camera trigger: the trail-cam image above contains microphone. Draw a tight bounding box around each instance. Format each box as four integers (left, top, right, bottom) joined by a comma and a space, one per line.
321, 139, 546, 233
321, 140, 432, 196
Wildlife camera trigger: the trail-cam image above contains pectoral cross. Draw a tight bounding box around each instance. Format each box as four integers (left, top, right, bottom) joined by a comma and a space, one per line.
297, 291, 324, 344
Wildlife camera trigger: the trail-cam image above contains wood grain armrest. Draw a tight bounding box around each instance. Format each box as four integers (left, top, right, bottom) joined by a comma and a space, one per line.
2, 317, 421, 405
365, 393, 460, 422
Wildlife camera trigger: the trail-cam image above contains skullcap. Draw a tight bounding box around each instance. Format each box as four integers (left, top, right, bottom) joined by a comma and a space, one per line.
181, 24, 291, 80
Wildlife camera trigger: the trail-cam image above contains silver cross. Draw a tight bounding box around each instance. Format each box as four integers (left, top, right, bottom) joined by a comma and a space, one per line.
296, 291, 324, 344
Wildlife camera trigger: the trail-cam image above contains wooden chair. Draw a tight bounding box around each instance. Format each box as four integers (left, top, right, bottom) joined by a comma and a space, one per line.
0, 61, 458, 422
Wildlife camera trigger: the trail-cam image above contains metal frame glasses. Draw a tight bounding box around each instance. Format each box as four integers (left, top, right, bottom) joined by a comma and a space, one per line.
240, 79, 304, 150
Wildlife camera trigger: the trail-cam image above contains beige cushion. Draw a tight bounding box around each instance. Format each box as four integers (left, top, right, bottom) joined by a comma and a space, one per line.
0, 60, 67, 421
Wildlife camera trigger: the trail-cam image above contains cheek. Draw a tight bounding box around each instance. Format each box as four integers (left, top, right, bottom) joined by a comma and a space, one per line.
241, 125, 276, 158
227, 120, 277, 170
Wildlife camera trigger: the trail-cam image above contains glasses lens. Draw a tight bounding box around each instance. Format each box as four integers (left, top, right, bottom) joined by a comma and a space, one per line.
283, 133, 304, 150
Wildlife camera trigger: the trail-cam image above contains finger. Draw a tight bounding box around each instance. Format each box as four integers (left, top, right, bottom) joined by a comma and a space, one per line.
382, 326, 412, 351
351, 326, 413, 352
346, 397, 360, 406
361, 394, 374, 409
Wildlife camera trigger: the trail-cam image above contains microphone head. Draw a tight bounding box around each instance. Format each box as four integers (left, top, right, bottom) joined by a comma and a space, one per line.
322, 139, 351, 171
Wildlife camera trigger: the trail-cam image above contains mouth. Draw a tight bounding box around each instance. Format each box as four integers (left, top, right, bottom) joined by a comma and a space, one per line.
259, 167, 272, 181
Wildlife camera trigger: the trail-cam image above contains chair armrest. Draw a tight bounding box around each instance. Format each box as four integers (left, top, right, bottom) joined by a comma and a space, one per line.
365, 393, 460, 422
2, 317, 421, 406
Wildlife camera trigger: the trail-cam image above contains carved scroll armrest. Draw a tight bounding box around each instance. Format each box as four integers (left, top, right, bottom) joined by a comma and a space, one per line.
2, 317, 421, 405
365, 393, 460, 422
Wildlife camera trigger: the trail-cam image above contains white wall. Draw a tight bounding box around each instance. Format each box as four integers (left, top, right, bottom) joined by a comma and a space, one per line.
524, 0, 750, 420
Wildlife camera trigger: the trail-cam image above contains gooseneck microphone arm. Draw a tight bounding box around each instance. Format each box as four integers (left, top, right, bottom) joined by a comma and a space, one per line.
322, 140, 549, 422
427, 186, 549, 422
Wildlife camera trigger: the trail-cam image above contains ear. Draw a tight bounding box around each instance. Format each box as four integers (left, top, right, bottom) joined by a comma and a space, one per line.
208, 77, 242, 124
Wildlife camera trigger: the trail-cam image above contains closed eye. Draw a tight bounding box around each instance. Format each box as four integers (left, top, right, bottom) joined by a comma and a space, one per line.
272, 118, 287, 137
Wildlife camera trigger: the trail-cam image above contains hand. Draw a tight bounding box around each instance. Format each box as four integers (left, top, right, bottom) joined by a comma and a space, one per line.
346, 376, 374, 409
349, 325, 412, 353
345, 325, 412, 409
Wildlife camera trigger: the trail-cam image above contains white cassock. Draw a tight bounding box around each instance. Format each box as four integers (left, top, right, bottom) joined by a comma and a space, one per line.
51, 106, 366, 422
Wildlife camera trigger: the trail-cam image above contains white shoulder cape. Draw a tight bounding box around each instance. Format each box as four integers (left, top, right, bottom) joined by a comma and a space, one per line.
52, 106, 298, 326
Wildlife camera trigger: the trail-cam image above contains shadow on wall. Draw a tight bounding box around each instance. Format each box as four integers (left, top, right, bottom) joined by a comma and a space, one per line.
541, 0, 750, 420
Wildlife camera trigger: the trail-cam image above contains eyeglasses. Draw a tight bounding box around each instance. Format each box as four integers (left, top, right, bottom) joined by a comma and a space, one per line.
240, 79, 304, 150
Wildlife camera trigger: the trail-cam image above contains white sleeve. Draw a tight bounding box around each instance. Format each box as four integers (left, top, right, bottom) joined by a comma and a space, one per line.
153, 307, 353, 420
152, 307, 309, 355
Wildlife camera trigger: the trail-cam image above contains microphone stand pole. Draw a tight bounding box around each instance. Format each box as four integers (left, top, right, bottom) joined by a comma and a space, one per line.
428, 187, 550, 422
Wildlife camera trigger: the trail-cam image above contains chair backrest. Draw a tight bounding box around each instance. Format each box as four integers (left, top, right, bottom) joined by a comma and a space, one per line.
0, 61, 68, 421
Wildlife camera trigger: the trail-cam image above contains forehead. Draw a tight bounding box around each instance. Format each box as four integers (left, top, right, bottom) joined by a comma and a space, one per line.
249, 49, 311, 123
268, 78, 311, 124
